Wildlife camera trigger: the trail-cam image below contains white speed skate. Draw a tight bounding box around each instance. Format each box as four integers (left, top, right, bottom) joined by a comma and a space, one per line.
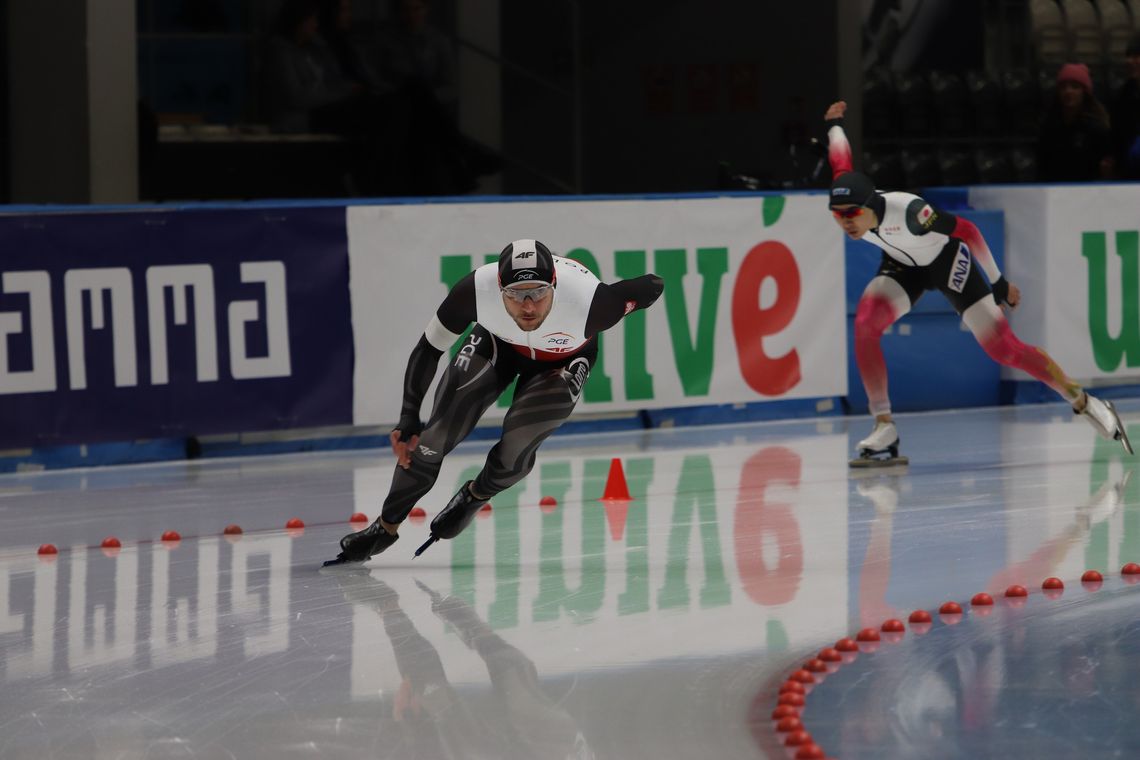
1077, 393, 1133, 455
850, 420, 909, 468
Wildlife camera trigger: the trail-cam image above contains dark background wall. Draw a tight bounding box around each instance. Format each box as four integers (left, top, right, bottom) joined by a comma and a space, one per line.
502, 1, 839, 194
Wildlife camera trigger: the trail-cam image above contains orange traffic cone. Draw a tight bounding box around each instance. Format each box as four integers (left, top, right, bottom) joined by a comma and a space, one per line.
600, 458, 632, 541
600, 458, 632, 501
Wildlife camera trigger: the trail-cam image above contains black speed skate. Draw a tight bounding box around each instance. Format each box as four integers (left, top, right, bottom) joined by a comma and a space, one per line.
849, 421, 909, 469
322, 520, 399, 567
414, 481, 488, 557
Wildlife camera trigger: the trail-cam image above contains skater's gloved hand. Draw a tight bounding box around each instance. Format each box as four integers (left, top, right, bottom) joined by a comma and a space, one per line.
991, 277, 1020, 309
390, 416, 423, 470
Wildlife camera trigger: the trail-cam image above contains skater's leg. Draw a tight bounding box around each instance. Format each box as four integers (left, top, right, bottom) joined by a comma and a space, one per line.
960, 296, 1132, 453
474, 356, 588, 496
425, 356, 590, 545
960, 297, 1082, 403
330, 330, 509, 564
854, 276, 915, 420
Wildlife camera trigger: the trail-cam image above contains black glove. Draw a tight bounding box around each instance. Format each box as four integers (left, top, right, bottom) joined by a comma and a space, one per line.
991, 276, 1010, 306
393, 415, 423, 442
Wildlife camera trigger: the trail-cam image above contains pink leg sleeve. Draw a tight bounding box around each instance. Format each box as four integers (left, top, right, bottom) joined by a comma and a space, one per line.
964, 300, 1082, 403
854, 292, 904, 417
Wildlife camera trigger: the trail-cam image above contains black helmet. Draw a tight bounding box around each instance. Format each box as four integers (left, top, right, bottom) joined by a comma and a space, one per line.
498, 239, 556, 287
829, 171, 877, 208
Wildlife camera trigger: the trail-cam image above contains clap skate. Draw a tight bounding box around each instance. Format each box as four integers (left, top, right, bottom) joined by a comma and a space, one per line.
322, 519, 399, 567
849, 420, 909, 468
414, 481, 489, 557
1077, 393, 1133, 455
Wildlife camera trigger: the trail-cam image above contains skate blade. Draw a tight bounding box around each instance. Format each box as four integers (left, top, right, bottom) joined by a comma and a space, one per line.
321, 556, 364, 568
413, 535, 439, 557
1106, 401, 1134, 455
849, 455, 909, 469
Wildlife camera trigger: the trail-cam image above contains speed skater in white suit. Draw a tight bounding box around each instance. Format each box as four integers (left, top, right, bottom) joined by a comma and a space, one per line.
823, 100, 1132, 467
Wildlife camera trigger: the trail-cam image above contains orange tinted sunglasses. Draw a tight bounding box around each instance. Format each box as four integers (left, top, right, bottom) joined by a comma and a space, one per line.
831, 206, 866, 219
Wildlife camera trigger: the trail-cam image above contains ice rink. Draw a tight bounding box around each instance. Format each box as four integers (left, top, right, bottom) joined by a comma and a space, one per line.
1, 399, 1137, 759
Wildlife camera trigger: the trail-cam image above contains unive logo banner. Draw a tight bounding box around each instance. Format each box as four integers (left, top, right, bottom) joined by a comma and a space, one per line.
0, 208, 354, 447
348, 197, 847, 423
970, 185, 1140, 384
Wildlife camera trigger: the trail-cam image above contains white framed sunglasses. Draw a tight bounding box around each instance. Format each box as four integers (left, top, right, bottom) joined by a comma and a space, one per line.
501, 283, 553, 303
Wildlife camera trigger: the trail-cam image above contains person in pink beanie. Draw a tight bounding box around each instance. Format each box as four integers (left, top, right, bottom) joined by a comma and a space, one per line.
1036, 62, 1113, 181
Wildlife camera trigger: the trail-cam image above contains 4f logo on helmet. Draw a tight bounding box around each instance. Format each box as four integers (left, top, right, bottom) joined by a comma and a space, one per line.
515, 251, 534, 259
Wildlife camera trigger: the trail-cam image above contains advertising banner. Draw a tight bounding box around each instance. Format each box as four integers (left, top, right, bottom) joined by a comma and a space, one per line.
0, 208, 354, 448
970, 185, 1140, 385
347, 195, 847, 424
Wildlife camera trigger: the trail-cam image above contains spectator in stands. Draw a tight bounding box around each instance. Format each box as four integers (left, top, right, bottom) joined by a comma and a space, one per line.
263, 0, 412, 194
263, 0, 361, 134
369, 0, 498, 195
375, 0, 457, 117
1036, 63, 1113, 182
317, 0, 384, 93
1110, 36, 1140, 180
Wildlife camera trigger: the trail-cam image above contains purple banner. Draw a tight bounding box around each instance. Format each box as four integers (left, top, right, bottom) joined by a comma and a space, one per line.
0, 207, 353, 448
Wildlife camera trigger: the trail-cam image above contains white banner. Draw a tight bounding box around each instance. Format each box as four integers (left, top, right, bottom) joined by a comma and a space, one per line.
347, 196, 846, 425
970, 185, 1140, 384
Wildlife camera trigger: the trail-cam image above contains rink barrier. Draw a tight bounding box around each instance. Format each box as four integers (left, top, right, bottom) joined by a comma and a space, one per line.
1, 186, 1138, 471
762, 567, 1140, 759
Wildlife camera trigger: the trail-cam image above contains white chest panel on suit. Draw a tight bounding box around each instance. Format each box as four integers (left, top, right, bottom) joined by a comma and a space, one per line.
473, 256, 600, 359
862, 191, 951, 267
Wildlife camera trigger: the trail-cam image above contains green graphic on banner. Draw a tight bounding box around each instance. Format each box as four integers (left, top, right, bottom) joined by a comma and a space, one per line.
656, 248, 728, 397
615, 249, 653, 400
1084, 231, 1140, 372
762, 196, 786, 228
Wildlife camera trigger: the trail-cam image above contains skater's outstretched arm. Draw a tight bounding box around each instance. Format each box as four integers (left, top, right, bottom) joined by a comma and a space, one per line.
824, 100, 854, 178
584, 274, 664, 336
950, 217, 1020, 308
392, 272, 478, 469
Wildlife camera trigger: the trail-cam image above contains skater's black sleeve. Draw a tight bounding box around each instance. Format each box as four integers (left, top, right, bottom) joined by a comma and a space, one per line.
433, 271, 478, 335
396, 273, 478, 439
903, 197, 958, 236
584, 274, 664, 337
